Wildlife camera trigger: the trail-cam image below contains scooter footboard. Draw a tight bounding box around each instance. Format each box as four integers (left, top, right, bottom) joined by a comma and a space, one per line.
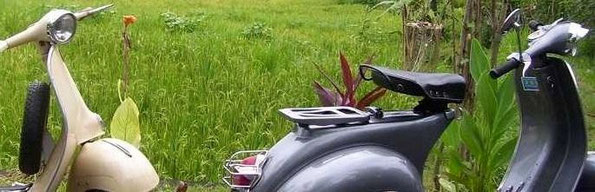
275, 146, 423, 192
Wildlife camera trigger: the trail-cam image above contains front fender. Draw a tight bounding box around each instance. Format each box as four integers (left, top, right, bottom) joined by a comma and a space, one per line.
275, 146, 422, 192
66, 138, 159, 192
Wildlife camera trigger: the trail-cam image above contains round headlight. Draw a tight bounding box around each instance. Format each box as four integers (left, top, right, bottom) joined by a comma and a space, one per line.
47, 13, 77, 44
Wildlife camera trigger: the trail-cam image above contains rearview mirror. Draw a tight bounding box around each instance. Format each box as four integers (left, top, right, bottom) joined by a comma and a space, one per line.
501, 8, 522, 34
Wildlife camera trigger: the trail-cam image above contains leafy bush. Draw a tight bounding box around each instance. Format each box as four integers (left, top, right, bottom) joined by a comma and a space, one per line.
160, 11, 205, 33
440, 39, 518, 191
242, 22, 273, 39
337, 0, 381, 6
313, 53, 386, 109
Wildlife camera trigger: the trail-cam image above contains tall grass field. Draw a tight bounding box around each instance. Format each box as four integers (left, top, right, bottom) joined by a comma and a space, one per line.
0, 0, 593, 190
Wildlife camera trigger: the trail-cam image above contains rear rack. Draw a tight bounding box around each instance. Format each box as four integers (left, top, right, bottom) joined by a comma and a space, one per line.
278, 106, 370, 126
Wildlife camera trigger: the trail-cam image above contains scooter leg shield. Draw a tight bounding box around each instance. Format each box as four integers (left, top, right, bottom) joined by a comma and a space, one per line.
66, 138, 159, 192
577, 152, 595, 191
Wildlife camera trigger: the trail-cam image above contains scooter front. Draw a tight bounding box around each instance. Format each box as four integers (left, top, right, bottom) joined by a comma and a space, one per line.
0, 5, 159, 192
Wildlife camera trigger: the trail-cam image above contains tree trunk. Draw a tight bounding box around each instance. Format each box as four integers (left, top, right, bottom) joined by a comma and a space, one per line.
402, 6, 409, 70
458, 0, 475, 110
432, 142, 445, 192
489, 0, 508, 67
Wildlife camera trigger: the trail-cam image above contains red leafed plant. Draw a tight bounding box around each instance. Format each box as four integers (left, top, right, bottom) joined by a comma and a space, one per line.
313, 53, 387, 110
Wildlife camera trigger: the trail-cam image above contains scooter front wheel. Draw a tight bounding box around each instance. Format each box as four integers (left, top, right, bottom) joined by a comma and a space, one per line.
18, 81, 50, 175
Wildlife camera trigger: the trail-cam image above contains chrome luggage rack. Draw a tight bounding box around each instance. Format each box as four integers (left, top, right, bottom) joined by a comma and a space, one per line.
278, 106, 371, 126
222, 150, 268, 191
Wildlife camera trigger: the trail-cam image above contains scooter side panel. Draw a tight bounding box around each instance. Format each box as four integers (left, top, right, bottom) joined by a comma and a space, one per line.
577, 153, 595, 191
252, 112, 452, 191
275, 146, 422, 192
498, 58, 587, 192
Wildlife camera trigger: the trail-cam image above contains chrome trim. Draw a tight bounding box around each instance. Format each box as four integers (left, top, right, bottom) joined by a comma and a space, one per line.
45, 10, 77, 44
222, 150, 268, 191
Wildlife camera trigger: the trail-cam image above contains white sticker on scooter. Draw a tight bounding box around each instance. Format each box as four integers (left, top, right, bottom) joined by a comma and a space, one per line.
521, 77, 539, 91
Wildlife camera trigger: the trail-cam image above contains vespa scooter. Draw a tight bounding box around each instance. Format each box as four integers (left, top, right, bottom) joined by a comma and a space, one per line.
222, 10, 593, 192
0, 5, 159, 192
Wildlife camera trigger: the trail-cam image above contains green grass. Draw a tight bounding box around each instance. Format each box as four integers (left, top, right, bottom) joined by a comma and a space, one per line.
0, 0, 593, 190
0, 0, 405, 186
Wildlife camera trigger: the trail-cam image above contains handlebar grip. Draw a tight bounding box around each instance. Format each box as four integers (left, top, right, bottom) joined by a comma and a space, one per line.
528, 20, 543, 31
489, 59, 520, 79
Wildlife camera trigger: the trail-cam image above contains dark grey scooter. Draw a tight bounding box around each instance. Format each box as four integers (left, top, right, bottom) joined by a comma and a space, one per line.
222, 10, 594, 192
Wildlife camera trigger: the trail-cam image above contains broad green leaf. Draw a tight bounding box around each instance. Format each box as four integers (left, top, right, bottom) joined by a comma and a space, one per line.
488, 137, 517, 170
445, 148, 466, 176
492, 105, 518, 143
110, 97, 141, 148
476, 74, 498, 127
441, 120, 461, 147
460, 116, 483, 157
469, 39, 490, 81
494, 74, 516, 127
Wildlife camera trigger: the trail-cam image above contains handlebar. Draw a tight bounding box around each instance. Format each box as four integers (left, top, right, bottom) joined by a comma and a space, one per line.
528, 20, 543, 31
0, 4, 113, 53
74, 4, 113, 21
489, 58, 521, 79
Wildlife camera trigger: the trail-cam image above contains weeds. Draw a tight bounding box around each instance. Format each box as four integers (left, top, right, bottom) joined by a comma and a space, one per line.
242, 22, 273, 39
160, 12, 206, 33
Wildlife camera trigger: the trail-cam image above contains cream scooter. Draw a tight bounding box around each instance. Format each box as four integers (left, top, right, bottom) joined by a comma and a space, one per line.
0, 5, 159, 192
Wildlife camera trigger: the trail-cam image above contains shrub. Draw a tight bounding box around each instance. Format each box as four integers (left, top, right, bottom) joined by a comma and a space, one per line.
337, 0, 381, 6
313, 53, 386, 109
242, 22, 273, 39
440, 39, 518, 191
160, 11, 205, 33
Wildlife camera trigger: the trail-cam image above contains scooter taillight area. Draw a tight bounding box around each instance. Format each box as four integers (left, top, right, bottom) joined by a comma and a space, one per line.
222, 150, 268, 191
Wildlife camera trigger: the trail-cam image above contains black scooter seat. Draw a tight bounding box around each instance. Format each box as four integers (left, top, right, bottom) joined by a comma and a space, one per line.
361, 65, 466, 103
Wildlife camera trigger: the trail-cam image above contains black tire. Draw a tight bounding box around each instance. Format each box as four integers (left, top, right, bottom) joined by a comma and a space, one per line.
19, 81, 50, 175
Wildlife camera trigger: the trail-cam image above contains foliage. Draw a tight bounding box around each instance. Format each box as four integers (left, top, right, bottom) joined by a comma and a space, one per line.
242, 22, 273, 39
110, 96, 142, 148
371, 0, 413, 18
313, 53, 386, 110
440, 39, 518, 191
110, 14, 142, 148
337, 0, 381, 6
353, 15, 397, 43
160, 11, 205, 33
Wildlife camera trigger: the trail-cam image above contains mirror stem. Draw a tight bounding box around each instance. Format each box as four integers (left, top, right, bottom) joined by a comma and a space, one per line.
514, 23, 523, 62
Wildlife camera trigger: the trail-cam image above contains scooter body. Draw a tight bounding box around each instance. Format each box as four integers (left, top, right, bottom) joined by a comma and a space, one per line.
254, 110, 455, 191
497, 56, 586, 191
0, 6, 158, 192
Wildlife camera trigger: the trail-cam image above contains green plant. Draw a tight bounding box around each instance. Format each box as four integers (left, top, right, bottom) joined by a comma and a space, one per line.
110, 15, 142, 148
110, 86, 142, 148
160, 11, 205, 33
313, 53, 386, 110
440, 39, 518, 191
337, 0, 381, 6
242, 22, 273, 39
